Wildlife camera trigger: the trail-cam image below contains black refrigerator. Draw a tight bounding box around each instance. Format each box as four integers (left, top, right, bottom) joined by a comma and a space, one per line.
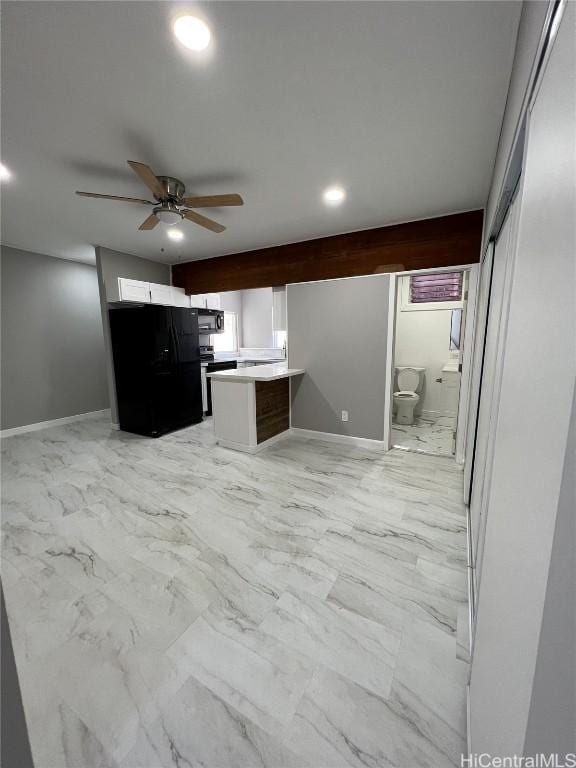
109, 304, 203, 437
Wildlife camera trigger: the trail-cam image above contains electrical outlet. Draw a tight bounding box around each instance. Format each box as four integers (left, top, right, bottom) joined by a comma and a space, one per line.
341, 410, 349, 422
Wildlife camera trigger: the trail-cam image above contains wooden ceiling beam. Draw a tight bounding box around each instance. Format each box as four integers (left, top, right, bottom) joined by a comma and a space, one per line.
172, 210, 483, 294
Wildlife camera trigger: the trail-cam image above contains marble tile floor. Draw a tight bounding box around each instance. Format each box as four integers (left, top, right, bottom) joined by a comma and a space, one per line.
392, 415, 456, 457
1, 415, 469, 768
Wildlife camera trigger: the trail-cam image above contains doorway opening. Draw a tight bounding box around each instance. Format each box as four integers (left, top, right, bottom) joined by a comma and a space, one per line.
390, 269, 470, 458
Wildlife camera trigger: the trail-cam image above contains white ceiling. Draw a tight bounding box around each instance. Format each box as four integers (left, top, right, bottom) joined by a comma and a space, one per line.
1, 1, 521, 265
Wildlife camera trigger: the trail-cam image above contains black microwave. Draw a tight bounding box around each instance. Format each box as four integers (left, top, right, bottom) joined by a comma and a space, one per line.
198, 308, 225, 334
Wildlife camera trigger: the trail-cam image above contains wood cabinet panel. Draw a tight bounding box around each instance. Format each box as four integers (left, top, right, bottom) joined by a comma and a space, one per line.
255, 379, 290, 444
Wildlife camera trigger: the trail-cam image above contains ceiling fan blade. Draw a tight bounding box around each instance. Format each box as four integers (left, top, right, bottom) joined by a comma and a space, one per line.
182, 209, 226, 233
127, 161, 166, 200
76, 191, 154, 204
182, 194, 244, 208
139, 213, 160, 231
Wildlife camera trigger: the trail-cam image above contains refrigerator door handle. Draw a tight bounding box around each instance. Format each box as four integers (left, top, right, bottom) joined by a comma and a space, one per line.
170, 321, 180, 364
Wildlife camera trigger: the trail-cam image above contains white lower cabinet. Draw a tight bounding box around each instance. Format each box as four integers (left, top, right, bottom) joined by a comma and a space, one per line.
117, 278, 151, 303
201, 367, 208, 413
441, 369, 461, 416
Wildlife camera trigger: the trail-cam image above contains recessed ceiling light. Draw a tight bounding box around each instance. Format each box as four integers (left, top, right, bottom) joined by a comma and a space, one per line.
167, 228, 184, 242
0, 164, 12, 182
173, 15, 211, 51
323, 185, 346, 206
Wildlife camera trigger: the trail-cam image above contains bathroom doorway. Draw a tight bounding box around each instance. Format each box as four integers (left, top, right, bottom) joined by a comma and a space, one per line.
389, 269, 471, 458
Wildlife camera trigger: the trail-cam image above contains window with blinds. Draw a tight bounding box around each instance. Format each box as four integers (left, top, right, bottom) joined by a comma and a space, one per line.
410, 272, 463, 303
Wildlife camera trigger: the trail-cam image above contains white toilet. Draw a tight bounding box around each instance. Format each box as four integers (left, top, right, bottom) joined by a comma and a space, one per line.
393, 367, 425, 425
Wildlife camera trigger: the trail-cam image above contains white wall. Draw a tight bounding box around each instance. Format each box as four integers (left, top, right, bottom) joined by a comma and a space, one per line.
241, 288, 274, 348
524, 384, 575, 758
219, 290, 242, 315
394, 276, 459, 415
395, 309, 452, 415
219, 290, 243, 347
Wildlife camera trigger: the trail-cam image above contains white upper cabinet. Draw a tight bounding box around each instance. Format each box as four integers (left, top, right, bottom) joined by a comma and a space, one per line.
117, 278, 151, 303
118, 278, 191, 307
189, 293, 222, 309
170, 288, 190, 307
205, 293, 222, 310
189, 294, 207, 309
150, 283, 175, 305
190, 293, 222, 309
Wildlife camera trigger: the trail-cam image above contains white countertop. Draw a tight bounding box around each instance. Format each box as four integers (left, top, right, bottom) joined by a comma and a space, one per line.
206, 363, 305, 382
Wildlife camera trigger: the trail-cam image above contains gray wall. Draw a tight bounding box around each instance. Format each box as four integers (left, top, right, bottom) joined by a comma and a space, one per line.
95, 246, 171, 424
288, 274, 389, 441
524, 385, 576, 759
241, 288, 274, 348
1, 246, 109, 430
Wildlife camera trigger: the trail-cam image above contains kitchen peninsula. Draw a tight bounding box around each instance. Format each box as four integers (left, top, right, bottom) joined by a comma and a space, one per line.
206, 364, 304, 452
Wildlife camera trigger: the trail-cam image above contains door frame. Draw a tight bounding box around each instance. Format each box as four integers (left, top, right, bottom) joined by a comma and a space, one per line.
455, 264, 479, 463
383, 263, 478, 457
463, 242, 495, 503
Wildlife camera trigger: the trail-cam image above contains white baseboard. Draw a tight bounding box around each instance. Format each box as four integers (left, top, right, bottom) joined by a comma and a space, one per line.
1, 409, 111, 438
291, 427, 387, 451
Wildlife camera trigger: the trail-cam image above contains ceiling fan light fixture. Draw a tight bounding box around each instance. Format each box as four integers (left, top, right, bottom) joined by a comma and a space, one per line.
173, 15, 211, 51
76, 160, 235, 234
155, 207, 182, 225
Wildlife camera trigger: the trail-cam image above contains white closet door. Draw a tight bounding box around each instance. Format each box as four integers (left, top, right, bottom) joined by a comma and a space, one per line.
469, 197, 518, 577
469, 1, 575, 754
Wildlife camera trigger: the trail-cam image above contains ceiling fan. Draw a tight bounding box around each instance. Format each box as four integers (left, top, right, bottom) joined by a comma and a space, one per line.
76, 160, 243, 233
